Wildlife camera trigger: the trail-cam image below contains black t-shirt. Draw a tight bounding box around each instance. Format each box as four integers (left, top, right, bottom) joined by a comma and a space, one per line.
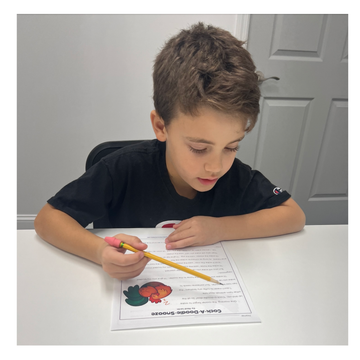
48, 139, 291, 228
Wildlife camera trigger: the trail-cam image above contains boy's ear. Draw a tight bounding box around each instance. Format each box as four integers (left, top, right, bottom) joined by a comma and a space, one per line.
150, 110, 167, 142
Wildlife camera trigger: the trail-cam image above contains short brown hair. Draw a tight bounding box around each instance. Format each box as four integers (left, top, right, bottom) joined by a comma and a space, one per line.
152, 22, 260, 131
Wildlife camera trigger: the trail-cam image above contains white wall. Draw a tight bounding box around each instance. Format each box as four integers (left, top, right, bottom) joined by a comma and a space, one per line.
17, 14, 247, 229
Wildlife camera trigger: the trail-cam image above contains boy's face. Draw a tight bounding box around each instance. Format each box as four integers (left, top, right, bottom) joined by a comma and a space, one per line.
155, 107, 246, 199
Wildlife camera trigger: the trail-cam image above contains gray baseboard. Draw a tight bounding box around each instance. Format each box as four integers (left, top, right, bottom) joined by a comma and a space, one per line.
17, 214, 93, 230
17, 215, 36, 229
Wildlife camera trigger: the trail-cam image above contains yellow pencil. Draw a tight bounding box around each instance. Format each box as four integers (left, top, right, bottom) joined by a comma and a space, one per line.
104, 237, 223, 285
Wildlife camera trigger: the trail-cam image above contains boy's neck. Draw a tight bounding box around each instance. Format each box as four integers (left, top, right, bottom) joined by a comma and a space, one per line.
168, 174, 197, 199
164, 147, 198, 199
176, 186, 197, 200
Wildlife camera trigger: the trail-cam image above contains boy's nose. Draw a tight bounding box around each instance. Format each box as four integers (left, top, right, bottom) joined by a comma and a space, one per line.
204, 154, 222, 174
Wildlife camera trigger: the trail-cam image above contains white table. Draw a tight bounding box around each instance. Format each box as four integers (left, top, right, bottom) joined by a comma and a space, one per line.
17, 225, 348, 345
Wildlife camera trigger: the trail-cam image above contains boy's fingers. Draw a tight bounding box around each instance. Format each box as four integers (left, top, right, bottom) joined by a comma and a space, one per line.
167, 226, 193, 242
113, 233, 148, 250
172, 219, 189, 229
116, 255, 150, 269
106, 257, 150, 280
111, 265, 147, 280
166, 237, 195, 250
106, 246, 146, 266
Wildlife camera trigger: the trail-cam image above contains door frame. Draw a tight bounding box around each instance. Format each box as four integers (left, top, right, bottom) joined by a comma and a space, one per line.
235, 14, 251, 47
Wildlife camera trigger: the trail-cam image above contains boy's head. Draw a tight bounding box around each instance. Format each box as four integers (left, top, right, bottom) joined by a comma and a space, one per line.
152, 22, 260, 132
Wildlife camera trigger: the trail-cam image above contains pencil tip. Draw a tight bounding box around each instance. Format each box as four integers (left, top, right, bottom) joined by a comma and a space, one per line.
210, 278, 224, 285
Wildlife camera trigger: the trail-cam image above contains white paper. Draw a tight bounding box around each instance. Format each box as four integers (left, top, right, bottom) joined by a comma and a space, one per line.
111, 236, 260, 330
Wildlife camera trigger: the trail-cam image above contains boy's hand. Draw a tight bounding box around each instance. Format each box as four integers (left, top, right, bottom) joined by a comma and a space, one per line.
99, 234, 150, 280
165, 216, 221, 249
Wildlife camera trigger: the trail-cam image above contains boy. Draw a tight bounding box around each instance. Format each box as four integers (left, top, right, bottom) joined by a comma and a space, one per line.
35, 23, 305, 281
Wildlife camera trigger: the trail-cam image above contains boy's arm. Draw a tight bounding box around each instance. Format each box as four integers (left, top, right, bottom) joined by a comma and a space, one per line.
34, 203, 150, 279
165, 198, 306, 249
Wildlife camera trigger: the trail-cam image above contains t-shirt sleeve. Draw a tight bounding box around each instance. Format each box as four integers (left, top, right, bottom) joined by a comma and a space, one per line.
239, 167, 291, 213
47, 160, 114, 227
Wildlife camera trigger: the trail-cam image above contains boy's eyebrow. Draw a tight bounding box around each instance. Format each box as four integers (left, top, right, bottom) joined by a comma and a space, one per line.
185, 135, 245, 145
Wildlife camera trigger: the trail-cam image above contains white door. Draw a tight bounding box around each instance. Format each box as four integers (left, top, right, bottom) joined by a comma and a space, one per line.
238, 14, 348, 225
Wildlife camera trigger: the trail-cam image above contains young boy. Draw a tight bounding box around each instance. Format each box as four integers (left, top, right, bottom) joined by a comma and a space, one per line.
35, 23, 305, 281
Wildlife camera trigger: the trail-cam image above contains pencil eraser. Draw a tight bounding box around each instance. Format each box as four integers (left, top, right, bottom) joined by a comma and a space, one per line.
104, 236, 121, 248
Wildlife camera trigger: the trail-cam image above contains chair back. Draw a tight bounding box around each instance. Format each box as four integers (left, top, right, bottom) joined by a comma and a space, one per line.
85, 140, 145, 228
85, 140, 144, 171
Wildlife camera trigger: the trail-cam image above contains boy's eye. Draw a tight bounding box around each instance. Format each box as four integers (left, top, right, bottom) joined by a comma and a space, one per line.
226, 146, 239, 153
189, 145, 239, 154
189, 146, 207, 154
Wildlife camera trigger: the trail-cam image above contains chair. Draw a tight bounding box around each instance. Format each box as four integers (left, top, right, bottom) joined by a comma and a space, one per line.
85, 140, 145, 171
85, 140, 145, 228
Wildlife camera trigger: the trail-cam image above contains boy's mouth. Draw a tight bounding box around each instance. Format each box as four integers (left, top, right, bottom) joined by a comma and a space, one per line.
197, 177, 218, 186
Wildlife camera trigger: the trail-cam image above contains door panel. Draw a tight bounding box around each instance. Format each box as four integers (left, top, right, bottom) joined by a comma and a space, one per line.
239, 14, 348, 224
271, 14, 328, 59
254, 97, 310, 193
309, 100, 348, 199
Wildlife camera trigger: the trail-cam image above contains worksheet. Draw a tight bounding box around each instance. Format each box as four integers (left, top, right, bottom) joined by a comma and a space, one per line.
111, 236, 260, 330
